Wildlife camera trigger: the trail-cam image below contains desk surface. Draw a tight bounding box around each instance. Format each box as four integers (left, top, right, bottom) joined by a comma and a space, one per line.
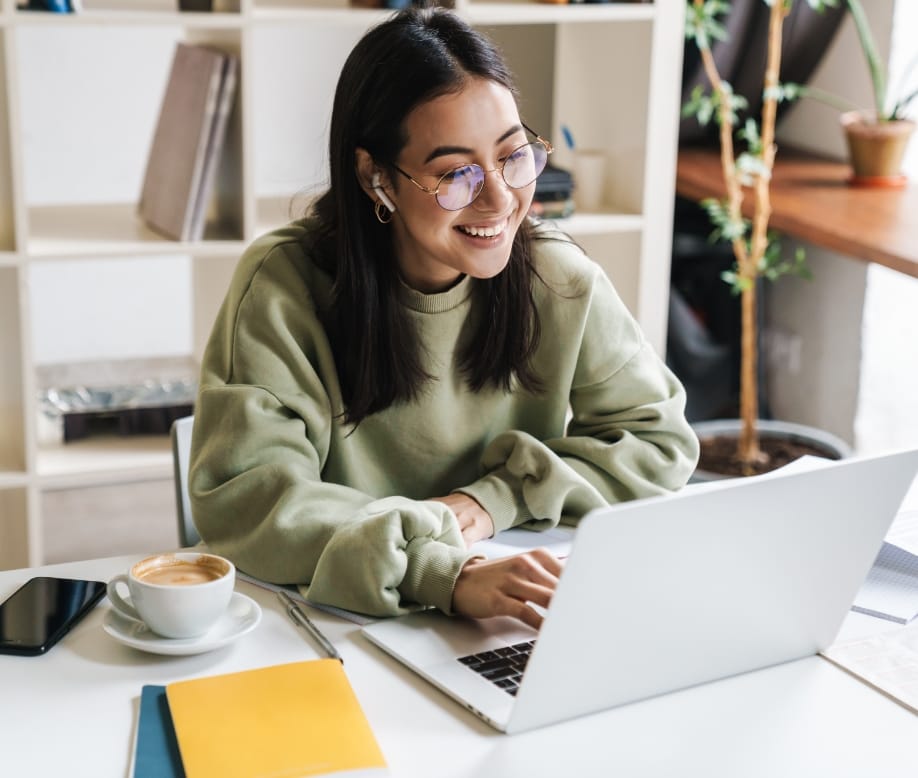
2, 555, 917, 777
676, 146, 918, 278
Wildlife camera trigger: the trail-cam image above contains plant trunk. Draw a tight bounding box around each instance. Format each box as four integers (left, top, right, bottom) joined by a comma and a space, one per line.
736, 0, 785, 473
738, 281, 761, 470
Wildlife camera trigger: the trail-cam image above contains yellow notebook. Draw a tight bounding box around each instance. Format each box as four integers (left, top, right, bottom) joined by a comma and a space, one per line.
165, 659, 387, 778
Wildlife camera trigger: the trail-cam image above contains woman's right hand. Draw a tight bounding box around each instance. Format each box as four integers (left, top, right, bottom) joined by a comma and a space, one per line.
451, 549, 563, 630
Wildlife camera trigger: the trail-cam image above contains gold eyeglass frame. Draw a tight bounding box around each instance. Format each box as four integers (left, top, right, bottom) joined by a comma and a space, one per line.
390, 123, 554, 211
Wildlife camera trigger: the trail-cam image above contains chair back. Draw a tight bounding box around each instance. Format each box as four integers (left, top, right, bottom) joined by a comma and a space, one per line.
170, 415, 201, 547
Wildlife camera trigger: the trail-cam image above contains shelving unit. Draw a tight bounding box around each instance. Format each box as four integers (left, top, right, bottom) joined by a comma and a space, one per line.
0, 0, 684, 569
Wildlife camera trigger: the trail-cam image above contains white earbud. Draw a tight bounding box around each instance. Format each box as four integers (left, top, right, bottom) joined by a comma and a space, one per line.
372, 172, 396, 213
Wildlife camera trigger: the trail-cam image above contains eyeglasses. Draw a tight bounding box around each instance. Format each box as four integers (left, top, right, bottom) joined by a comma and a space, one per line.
391, 126, 553, 212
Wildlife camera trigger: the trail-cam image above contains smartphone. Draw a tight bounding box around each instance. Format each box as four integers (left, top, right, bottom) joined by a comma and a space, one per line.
0, 576, 107, 656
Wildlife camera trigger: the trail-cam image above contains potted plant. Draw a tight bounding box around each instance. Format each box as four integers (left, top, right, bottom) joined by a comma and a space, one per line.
682, 0, 853, 478
799, 0, 918, 185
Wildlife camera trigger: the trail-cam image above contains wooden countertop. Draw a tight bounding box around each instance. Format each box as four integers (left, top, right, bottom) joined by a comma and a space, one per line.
676, 146, 918, 278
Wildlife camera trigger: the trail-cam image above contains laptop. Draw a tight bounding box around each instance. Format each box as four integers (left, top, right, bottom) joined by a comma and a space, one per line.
361, 448, 918, 734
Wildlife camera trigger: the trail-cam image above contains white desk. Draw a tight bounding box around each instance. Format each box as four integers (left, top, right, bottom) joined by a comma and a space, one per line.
1, 555, 916, 778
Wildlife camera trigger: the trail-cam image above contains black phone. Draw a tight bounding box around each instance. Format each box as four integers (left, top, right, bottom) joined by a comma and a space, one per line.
0, 576, 107, 656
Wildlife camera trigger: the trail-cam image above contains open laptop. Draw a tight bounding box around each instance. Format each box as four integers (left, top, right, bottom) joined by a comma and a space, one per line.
361, 448, 918, 734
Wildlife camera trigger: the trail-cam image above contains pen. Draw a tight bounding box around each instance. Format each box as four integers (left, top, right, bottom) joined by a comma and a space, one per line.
276, 590, 343, 663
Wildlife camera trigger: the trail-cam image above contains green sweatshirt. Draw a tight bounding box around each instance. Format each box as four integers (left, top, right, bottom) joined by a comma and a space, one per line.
190, 219, 699, 617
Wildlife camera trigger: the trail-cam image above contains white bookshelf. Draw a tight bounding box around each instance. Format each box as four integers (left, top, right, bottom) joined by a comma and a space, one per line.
0, 0, 685, 569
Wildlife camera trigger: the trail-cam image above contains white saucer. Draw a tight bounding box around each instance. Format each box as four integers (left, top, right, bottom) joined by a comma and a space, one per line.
102, 591, 262, 656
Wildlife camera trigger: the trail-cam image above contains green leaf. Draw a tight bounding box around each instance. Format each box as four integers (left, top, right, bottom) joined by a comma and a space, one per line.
845, 0, 888, 119
737, 118, 762, 154
682, 82, 749, 128
757, 236, 812, 282
721, 268, 752, 294
764, 82, 806, 104
702, 197, 748, 243
891, 85, 918, 120
735, 152, 770, 186
685, 0, 732, 51
682, 86, 720, 126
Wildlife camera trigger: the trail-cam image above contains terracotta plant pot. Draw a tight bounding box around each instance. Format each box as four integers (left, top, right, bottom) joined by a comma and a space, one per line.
691, 418, 853, 482
841, 111, 916, 187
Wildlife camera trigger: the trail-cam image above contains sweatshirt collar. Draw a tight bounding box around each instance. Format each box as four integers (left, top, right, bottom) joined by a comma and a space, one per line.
398, 273, 474, 313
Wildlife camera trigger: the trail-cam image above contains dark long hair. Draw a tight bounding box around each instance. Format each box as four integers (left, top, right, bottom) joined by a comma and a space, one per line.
312, 7, 543, 425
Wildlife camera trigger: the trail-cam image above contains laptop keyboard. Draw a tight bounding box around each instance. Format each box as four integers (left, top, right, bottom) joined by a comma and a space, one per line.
457, 640, 535, 696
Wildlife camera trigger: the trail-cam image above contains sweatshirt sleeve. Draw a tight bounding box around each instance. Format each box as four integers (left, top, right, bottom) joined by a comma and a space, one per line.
189, 235, 473, 618
456, 256, 700, 533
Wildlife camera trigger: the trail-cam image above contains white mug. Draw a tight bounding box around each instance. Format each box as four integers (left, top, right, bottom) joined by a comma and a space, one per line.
107, 552, 235, 639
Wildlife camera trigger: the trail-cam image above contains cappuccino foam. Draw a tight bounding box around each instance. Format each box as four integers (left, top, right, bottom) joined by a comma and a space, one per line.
135, 559, 225, 586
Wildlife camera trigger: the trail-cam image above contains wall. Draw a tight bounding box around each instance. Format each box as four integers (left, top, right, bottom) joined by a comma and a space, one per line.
769, 0, 918, 455
854, 0, 918, 455
763, 248, 865, 444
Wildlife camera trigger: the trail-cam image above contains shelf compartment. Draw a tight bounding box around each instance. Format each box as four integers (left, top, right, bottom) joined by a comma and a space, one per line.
41, 478, 177, 565
0, 30, 17, 253
0, 488, 30, 570
26, 203, 246, 258
551, 19, 654, 217
36, 435, 173, 489
464, 1, 655, 26
16, 24, 246, 252
576, 229, 643, 319
251, 20, 367, 211
249, 0, 655, 24
252, 4, 390, 24
549, 211, 643, 236
191, 253, 239, 362
0, 266, 26, 473
0, 471, 28, 489
255, 193, 316, 237
14, 1, 243, 27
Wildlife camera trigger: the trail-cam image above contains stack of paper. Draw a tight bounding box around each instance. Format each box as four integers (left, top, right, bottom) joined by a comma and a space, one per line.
130, 660, 387, 778
822, 619, 918, 715
852, 508, 918, 624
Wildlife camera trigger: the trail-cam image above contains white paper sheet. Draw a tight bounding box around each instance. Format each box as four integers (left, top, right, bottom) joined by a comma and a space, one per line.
822, 619, 918, 714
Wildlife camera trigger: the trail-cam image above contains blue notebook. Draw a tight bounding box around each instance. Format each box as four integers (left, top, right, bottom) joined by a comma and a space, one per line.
130, 685, 185, 778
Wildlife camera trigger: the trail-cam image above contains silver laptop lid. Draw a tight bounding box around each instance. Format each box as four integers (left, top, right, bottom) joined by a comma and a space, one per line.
506, 449, 918, 732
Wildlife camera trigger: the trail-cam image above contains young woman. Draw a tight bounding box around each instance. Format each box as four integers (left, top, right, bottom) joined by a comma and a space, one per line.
189, 8, 699, 629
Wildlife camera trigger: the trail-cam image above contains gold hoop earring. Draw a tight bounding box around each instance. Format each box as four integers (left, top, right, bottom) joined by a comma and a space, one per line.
374, 200, 392, 224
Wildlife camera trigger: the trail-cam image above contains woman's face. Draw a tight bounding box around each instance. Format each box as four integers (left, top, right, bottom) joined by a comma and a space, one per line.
386, 78, 534, 293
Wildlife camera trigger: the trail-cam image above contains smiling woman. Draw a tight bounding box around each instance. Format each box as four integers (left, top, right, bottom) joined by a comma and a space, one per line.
188, 7, 699, 628
356, 79, 544, 293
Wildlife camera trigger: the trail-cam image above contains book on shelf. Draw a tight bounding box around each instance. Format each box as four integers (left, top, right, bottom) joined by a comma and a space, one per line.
130, 660, 387, 778
138, 42, 238, 243
177, 0, 239, 10
188, 53, 238, 242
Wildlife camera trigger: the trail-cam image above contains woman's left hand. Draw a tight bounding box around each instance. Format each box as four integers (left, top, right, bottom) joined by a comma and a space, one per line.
429, 493, 494, 548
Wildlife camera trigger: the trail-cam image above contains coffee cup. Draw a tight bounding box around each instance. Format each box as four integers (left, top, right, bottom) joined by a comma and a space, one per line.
107, 552, 235, 639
